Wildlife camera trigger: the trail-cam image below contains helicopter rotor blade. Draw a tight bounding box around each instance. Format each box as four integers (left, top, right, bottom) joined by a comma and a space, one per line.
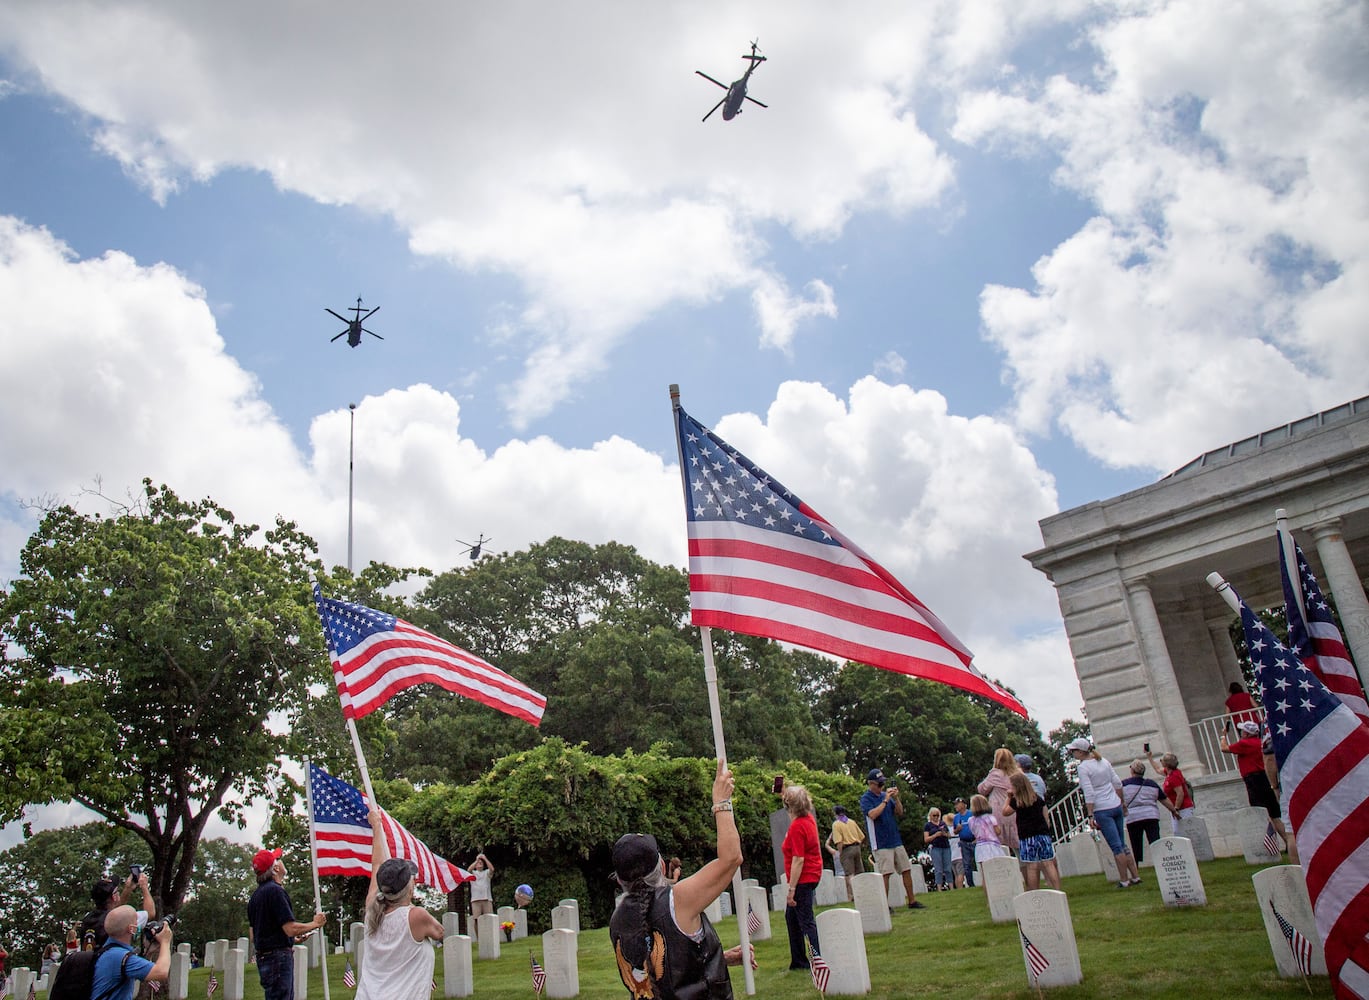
363, 329, 384, 340
702, 97, 726, 122
745, 96, 768, 108
325, 308, 349, 322
361, 305, 379, 320
695, 70, 728, 91
330, 331, 348, 342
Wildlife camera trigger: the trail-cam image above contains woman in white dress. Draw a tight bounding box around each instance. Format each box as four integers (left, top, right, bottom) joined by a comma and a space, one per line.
355, 809, 445, 1000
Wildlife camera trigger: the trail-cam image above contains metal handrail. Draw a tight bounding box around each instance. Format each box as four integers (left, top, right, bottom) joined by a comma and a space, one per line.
1189, 706, 1267, 775
1048, 785, 1090, 842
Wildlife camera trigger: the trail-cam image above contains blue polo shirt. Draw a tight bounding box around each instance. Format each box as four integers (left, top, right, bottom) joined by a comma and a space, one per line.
92, 940, 154, 1000
859, 788, 904, 851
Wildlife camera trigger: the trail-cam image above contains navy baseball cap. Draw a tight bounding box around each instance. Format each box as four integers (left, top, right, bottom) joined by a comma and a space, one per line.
866, 769, 885, 783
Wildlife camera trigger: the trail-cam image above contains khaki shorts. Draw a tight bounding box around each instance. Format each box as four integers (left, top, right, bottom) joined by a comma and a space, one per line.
873, 845, 912, 875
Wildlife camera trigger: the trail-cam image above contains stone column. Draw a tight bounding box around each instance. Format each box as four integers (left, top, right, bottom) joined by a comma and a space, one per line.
1207, 619, 1244, 692
1311, 520, 1369, 680
1126, 577, 1203, 774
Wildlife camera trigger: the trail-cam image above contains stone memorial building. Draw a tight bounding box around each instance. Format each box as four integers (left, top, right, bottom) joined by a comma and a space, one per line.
1027, 396, 1369, 810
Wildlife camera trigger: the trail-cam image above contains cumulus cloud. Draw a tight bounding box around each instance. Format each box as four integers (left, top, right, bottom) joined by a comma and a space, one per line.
952, 0, 1369, 470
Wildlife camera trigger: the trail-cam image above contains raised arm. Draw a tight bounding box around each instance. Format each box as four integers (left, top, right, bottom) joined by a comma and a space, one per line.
672, 760, 741, 924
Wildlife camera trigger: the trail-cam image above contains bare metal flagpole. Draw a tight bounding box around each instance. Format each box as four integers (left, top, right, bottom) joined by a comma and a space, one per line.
304, 759, 331, 1000
669, 384, 756, 996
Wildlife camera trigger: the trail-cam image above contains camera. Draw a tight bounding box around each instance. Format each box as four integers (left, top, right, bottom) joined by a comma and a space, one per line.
772, 775, 784, 794
144, 914, 177, 940
1143, 742, 1150, 753
130, 864, 142, 882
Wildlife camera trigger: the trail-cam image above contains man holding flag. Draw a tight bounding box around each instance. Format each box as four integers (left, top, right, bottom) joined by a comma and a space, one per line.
247, 847, 326, 1000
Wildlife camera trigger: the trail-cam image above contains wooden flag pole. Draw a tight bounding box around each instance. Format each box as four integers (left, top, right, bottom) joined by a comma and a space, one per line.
671, 385, 756, 996
304, 760, 332, 1000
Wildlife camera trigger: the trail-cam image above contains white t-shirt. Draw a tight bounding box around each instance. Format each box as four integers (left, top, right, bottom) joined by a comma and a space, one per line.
470, 869, 492, 903
1077, 757, 1123, 810
355, 906, 435, 1000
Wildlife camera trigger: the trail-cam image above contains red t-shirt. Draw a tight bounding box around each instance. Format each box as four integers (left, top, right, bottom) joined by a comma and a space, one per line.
782, 813, 823, 885
1224, 737, 1264, 777
1225, 691, 1258, 722
1163, 768, 1193, 810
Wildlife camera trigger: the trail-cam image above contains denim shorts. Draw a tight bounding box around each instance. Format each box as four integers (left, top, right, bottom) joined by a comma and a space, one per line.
1094, 806, 1129, 855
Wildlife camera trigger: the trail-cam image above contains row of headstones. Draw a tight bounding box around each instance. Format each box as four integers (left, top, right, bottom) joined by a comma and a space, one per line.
433, 911, 580, 998
1054, 806, 1285, 880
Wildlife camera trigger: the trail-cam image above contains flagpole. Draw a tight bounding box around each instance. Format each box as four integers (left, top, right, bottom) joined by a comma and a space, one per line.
670, 384, 756, 996
304, 760, 332, 1000
1275, 509, 1309, 624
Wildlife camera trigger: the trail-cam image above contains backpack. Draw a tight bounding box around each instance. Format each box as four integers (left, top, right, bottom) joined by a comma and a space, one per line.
48, 944, 133, 1000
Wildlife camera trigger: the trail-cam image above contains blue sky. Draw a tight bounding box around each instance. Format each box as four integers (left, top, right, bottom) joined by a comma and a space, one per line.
1, 1, 1364, 845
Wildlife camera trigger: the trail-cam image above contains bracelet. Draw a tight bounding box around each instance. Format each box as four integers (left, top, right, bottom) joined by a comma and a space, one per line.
712, 800, 734, 813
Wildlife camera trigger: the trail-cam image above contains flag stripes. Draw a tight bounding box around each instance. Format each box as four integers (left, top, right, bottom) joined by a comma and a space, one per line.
1271, 900, 1315, 978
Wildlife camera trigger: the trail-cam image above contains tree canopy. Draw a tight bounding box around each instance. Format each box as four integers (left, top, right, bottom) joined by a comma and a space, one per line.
0, 482, 328, 913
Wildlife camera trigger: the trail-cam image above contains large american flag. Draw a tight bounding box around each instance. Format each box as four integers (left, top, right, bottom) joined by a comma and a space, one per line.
309, 763, 473, 893
1279, 531, 1369, 728
314, 586, 545, 726
1240, 602, 1369, 997
673, 406, 1026, 716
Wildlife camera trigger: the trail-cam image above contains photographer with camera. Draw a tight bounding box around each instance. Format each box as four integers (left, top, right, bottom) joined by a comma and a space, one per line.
80, 868, 156, 949
91, 905, 172, 1000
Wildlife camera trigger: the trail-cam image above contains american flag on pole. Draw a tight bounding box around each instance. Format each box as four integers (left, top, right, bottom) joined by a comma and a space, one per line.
314, 585, 546, 726
1239, 601, 1369, 998
746, 903, 762, 937
1279, 530, 1369, 728
309, 763, 473, 892
342, 957, 356, 989
1019, 926, 1051, 981
809, 949, 831, 993
207, 972, 218, 998
531, 953, 546, 996
1271, 900, 1316, 979
1263, 821, 1282, 858
0, 977, 8, 1000
147, 981, 161, 994
673, 405, 1026, 716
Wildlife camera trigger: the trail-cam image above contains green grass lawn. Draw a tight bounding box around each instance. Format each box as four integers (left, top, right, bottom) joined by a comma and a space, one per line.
197, 857, 1331, 999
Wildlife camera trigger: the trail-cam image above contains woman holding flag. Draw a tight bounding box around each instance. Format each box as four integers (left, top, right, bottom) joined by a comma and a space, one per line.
354, 807, 445, 1000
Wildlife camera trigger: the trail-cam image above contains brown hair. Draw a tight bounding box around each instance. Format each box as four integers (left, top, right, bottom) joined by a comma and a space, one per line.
970, 794, 992, 816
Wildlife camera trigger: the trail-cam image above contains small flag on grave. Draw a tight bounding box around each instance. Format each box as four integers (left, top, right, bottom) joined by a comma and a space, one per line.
207, 972, 219, 998
747, 903, 762, 937
1020, 926, 1051, 982
809, 949, 831, 994
531, 953, 546, 996
1270, 900, 1315, 979
1263, 821, 1281, 858
342, 957, 356, 988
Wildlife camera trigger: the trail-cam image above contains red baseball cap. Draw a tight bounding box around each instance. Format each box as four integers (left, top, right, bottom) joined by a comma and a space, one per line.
252, 848, 283, 874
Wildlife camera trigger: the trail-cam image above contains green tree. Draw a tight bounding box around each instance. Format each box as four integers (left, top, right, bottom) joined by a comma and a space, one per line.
0, 482, 327, 913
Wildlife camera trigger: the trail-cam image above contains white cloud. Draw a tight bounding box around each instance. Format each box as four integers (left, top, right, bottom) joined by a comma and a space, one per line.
952, 0, 1369, 470
752, 276, 837, 352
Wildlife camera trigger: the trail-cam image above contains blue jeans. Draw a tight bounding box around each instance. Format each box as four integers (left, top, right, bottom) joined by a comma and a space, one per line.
930, 845, 953, 888
1094, 806, 1129, 857
256, 948, 293, 1000
959, 841, 976, 886
785, 882, 820, 969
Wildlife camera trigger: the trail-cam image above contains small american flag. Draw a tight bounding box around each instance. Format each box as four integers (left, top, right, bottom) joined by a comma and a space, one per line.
809, 950, 831, 993
310, 763, 473, 892
746, 903, 762, 937
1019, 926, 1051, 982
0, 976, 8, 1000
315, 586, 545, 725
1271, 900, 1315, 978
147, 981, 161, 995
673, 404, 1026, 716
1263, 821, 1281, 858
24, 984, 34, 1000
1278, 529, 1369, 727
531, 953, 546, 996
1238, 598, 1369, 996
431, 978, 437, 992
342, 957, 356, 988
207, 972, 219, 998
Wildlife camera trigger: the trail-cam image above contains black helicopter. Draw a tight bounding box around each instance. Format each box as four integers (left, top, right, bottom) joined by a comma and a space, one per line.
327, 297, 382, 348
456, 534, 491, 560
696, 40, 768, 122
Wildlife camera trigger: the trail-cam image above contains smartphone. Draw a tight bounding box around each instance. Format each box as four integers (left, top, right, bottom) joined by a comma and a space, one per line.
130, 864, 142, 882
772, 775, 784, 794
1143, 742, 1150, 753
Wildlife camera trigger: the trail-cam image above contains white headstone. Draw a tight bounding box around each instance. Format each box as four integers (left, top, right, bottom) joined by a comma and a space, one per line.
224, 946, 246, 1000
177, 942, 191, 958
1174, 815, 1215, 861
170, 950, 190, 1000
1154, 837, 1207, 907
815, 908, 870, 996
291, 944, 308, 1000
850, 872, 892, 935
543, 928, 579, 999
745, 885, 773, 941
741, 877, 759, 891
1253, 865, 1328, 978
771, 881, 788, 913
441, 933, 474, 997
909, 864, 928, 896
1068, 836, 1102, 875
981, 855, 1025, 923
203, 940, 216, 970
704, 895, 723, 924
477, 913, 501, 959
1093, 836, 1121, 882
1053, 839, 1081, 878
1012, 889, 1083, 987
816, 868, 842, 906
10, 970, 33, 1000
349, 921, 365, 974
236, 937, 250, 966
556, 899, 580, 933
719, 890, 733, 917
1237, 806, 1282, 864
513, 908, 529, 941
551, 904, 579, 944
